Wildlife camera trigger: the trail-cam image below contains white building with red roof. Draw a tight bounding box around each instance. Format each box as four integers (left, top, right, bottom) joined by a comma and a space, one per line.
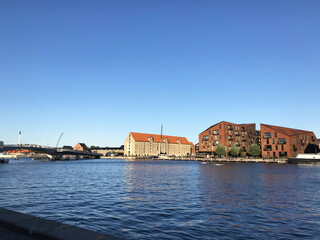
124, 132, 193, 157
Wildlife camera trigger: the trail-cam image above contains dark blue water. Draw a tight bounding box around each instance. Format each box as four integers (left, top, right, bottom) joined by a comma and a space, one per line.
0, 159, 320, 239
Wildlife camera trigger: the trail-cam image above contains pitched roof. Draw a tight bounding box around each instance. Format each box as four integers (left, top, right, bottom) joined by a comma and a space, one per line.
76, 143, 89, 150
200, 121, 255, 134
130, 132, 191, 145
261, 124, 314, 136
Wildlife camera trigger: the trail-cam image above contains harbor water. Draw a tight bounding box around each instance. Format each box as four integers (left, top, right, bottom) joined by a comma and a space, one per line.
0, 159, 320, 239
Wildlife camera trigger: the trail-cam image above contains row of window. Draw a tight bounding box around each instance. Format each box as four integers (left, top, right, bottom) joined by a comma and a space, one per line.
264, 145, 285, 151
266, 138, 286, 144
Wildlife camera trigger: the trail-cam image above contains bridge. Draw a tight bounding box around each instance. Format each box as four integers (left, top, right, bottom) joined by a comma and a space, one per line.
0, 144, 101, 160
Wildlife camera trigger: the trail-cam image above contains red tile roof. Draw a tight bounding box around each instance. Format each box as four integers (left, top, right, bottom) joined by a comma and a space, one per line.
130, 132, 191, 145
261, 124, 314, 136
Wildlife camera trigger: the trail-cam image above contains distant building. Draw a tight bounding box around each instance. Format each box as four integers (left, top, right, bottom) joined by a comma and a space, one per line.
260, 124, 319, 158
74, 143, 90, 152
124, 132, 193, 157
0, 141, 3, 148
62, 146, 73, 150
199, 121, 257, 155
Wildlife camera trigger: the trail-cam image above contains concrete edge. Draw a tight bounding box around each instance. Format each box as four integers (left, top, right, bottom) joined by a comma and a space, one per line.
0, 208, 123, 240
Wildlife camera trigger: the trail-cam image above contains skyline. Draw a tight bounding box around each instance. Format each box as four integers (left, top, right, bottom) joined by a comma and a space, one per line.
1, 0, 320, 147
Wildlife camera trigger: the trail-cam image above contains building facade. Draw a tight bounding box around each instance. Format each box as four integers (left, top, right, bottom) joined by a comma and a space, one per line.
260, 124, 319, 158
199, 121, 257, 155
124, 132, 192, 157
74, 143, 90, 152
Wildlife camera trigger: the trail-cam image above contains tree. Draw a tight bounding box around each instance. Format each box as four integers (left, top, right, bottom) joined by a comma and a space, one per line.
215, 144, 226, 157
248, 144, 261, 157
230, 144, 239, 157
239, 147, 244, 157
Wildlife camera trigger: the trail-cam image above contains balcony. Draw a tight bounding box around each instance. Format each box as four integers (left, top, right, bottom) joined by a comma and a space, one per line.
293, 146, 298, 152
228, 125, 233, 130
264, 145, 272, 151
228, 137, 233, 141
213, 130, 219, 135
235, 131, 240, 136
241, 127, 245, 132
263, 132, 271, 139
242, 137, 246, 142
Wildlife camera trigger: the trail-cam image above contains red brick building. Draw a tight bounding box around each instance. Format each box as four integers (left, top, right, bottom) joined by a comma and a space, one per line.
260, 124, 319, 158
74, 143, 90, 152
199, 121, 257, 155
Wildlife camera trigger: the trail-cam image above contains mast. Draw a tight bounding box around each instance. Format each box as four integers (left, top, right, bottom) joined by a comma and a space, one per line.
160, 125, 163, 154
18, 131, 21, 145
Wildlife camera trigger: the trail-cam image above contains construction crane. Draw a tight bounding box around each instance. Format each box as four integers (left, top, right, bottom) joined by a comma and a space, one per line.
55, 133, 64, 148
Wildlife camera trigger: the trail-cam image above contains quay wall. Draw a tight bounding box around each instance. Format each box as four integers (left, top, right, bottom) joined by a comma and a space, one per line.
0, 208, 122, 240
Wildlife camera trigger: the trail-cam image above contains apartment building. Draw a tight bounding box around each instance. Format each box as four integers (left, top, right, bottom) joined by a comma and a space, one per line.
260, 124, 319, 158
124, 132, 193, 157
198, 121, 257, 155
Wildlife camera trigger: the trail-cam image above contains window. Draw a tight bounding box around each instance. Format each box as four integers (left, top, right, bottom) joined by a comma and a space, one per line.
267, 139, 269, 144
263, 132, 271, 138
211, 135, 213, 140
213, 141, 219, 146
276, 145, 278, 150
219, 124, 221, 129
272, 139, 275, 144
281, 145, 284, 150
275, 132, 277, 138
264, 145, 272, 151
203, 135, 209, 141
278, 138, 286, 144
220, 135, 222, 140
209, 130, 211, 135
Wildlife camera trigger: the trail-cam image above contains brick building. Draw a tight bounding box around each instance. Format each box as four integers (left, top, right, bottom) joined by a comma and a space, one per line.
260, 124, 319, 158
74, 143, 90, 152
199, 121, 257, 155
124, 132, 193, 157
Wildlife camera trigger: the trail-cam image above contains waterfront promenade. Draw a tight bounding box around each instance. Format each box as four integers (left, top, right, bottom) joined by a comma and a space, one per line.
102, 156, 288, 163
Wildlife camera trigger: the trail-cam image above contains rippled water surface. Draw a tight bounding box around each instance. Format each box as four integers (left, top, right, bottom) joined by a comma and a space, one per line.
1, 159, 320, 239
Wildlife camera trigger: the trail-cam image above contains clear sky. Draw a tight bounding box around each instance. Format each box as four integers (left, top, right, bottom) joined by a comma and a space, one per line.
1, 0, 320, 147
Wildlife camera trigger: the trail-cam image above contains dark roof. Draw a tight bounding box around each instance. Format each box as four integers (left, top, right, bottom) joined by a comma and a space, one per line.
261, 124, 314, 136
200, 121, 255, 134
78, 143, 89, 150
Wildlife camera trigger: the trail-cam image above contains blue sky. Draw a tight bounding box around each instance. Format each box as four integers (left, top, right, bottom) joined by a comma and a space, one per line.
1, 0, 319, 147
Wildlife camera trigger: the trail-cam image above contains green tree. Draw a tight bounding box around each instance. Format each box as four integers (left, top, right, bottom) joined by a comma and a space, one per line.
239, 147, 244, 157
215, 144, 226, 157
248, 144, 261, 157
230, 144, 239, 157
